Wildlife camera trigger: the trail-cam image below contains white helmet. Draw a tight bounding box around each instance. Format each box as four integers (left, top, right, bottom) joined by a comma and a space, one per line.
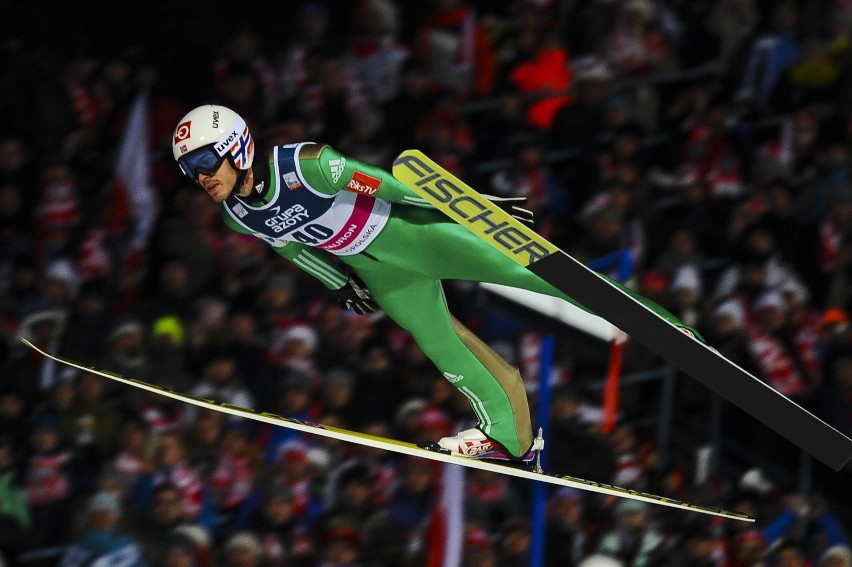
172, 105, 254, 185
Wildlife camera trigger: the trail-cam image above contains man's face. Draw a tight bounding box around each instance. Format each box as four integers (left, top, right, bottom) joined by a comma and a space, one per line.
198, 158, 239, 203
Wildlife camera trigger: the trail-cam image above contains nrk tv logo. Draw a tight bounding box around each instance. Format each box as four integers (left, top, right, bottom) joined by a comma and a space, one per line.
174, 121, 191, 145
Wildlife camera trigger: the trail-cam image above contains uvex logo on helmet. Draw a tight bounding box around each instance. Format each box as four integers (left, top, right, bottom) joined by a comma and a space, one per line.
215, 130, 240, 155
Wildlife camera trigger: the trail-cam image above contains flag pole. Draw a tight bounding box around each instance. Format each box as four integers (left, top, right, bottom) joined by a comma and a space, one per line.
530, 333, 554, 567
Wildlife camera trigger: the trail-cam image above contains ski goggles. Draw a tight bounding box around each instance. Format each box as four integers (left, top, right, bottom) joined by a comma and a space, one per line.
177, 147, 227, 181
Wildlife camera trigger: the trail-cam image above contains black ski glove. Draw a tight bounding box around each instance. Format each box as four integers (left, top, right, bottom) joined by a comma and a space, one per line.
332, 275, 377, 315
482, 194, 535, 225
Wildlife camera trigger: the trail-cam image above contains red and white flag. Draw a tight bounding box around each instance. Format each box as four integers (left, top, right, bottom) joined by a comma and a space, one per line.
110, 91, 155, 249
425, 462, 465, 567
109, 92, 156, 305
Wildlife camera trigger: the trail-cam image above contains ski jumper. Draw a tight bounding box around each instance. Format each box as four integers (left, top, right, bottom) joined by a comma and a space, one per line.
221, 143, 691, 457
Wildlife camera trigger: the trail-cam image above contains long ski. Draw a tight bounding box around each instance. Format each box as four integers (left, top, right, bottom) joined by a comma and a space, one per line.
392, 149, 852, 472
21, 338, 750, 521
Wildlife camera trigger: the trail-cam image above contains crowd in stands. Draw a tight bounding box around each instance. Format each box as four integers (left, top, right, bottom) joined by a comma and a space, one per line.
3, 0, 852, 565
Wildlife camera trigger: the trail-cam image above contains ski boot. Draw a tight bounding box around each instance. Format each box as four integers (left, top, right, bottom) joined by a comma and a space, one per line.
434, 427, 544, 468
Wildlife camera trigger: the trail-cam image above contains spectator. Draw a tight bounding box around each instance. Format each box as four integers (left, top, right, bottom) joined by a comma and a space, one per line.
351, 337, 411, 427
316, 522, 364, 567
319, 368, 358, 428
654, 228, 705, 282
0, 434, 31, 563
246, 484, 312, 567
315, 462, 377, 538
24, 413, 75, 546
496, 516, 533, 567
136, 431, 204, 522
361, 456, 433, 564
147, 314, 193, 393
758, 111, 824, 187
713, 227, 798, 308
161, 532, 202, 567
754, 178, 822, 295
415, 0, 497, 97
207, 422, 256, 528
336, 106, 393, 169
762, 495, 849, 564
135, 482, 196, 565
596, 500, 665, 567
0, 388, 32, 458
149, 209, 220, 316
0, 137, 37, 210
821, 545, 852, 567
12, 309, 69, 401
213, 31, 279, 127
109, 417, 150, 499
268, 323, 321, 385
489, 130, 567, 240
465, 469, 522, 534
463, 524, 498, 567
774, 542, 809, 567
549, 58, 613, 156
725, 527, 768, 567
735, 1, 802, 113
668, 523, 720, 567
186, 409, 226, 478
275, 2, 334, 105
609, 425, 646, 491
59, 279, 113, 365
547, 385, 616, 482
222, 309, 266, 392
189, 349, 255, 417
97, 318, 150, 385
66, 372, 120, 464
472, 84, 528, 163
60, 490, 144, 567
346, 0, 409, 107
382, 59, 438, 156
263, 371, 319, 465
414, 91, 475, 175
34, 160, 82, 264
816, 349, 852, 437
707, 299, 758, 372
747, 290, 817, 400
668, 264, 705, 330
707, 0, 761, 74
295, 49, 368, 145
603, 0, 673, 78
270, 440, 323, 522
545, 487, 592, 566
221, 531, 264, 567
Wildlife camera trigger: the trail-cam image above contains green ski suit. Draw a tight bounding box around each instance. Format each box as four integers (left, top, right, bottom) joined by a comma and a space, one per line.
220, 142, 692, 457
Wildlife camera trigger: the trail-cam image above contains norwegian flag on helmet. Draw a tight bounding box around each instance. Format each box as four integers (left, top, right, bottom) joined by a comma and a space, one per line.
229, 126, 253, 169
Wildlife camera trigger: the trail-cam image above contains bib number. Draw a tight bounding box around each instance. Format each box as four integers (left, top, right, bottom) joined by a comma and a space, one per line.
291, 223, 334, 245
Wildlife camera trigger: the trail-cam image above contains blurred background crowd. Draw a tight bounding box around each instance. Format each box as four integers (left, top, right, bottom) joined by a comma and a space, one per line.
3, 0, 852, 565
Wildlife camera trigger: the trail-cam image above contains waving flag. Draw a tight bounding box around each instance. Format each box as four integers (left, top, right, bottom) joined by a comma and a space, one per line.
109, 91, 156, 307
425, 462, 465, 567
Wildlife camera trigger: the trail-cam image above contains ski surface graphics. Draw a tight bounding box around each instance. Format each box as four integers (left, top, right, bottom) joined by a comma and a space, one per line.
21, 338, 750, 521
392, 149, 852, 472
